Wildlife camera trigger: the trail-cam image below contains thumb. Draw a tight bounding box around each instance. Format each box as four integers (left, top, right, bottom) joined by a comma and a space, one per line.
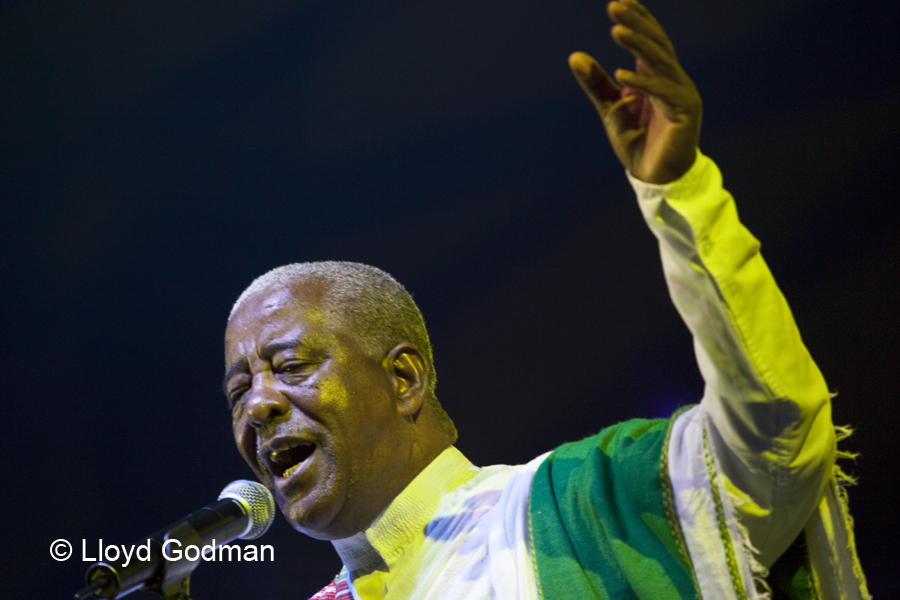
568, 52, 622, 116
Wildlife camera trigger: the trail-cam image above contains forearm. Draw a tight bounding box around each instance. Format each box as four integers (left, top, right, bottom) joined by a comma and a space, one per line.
630, 151, 835, 563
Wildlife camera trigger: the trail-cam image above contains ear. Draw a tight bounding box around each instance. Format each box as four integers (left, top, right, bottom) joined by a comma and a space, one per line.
384, 342, 428, 421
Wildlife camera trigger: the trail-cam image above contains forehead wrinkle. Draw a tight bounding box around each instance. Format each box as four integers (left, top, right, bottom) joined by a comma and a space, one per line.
223, 287, 337, 396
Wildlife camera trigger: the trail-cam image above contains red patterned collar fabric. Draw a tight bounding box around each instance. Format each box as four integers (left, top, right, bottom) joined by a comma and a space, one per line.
308, 574, 349, 600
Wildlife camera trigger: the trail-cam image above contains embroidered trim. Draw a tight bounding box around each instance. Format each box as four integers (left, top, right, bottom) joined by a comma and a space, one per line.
661, 405, 703, 600
527, 479, 546, 600
702, 428, 749, 600
805, 546, 820, 600
721, 484, 771, 600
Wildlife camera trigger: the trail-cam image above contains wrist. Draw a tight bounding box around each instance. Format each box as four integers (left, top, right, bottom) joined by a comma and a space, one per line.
627, 148, 701, 189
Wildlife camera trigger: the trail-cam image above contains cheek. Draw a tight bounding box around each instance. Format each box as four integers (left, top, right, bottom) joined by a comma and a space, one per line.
315, 374, 351, 412
232, 412, 260, 471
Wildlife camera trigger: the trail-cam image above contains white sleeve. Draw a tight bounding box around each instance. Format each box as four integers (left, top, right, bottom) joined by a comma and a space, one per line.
628, 151, 835, 569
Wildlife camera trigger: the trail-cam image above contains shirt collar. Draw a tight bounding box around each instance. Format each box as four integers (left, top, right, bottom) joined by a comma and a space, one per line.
332, 446, 478, 572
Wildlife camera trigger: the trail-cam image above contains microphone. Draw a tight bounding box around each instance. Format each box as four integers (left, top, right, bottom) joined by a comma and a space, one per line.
75, 480, 275, 600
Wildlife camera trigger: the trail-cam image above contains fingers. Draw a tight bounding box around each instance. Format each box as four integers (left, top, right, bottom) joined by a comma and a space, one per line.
602, 0, 700, 120
613, 68, 680, 109
607, 0, 674, 56
569, 51, 643, 143
611, 26, 679, 81
607, 0, 682, 81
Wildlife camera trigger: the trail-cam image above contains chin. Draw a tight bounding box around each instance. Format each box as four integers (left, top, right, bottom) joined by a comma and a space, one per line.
280, 492, 347, 541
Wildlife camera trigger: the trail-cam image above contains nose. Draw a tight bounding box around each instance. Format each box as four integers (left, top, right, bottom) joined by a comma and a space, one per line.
245, 377, 291, 427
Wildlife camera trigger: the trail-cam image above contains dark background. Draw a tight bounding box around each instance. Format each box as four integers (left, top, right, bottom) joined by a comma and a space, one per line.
2, 0, 897, 597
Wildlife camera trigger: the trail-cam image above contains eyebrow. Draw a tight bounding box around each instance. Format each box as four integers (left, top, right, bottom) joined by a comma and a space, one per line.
221, 339, 307, 396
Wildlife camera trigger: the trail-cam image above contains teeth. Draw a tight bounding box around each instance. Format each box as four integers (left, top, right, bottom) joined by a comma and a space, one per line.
281, 461, 303, 479
263, 441, 314, 479
269, 441, 304, 461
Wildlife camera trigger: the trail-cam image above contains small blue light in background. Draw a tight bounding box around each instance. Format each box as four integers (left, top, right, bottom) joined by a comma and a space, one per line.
647, 395, 689, 420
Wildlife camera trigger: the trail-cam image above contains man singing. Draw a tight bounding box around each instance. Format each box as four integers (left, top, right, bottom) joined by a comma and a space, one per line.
222, 1, 869, 598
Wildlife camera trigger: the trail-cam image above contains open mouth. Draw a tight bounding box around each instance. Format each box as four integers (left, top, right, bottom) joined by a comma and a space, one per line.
264, 442, 316, 479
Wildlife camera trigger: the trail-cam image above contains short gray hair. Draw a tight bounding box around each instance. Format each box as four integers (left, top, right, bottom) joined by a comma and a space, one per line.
230, 261, 456, 440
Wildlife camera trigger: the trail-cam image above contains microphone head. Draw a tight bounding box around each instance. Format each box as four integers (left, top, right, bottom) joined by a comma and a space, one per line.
218, 480, 276, 540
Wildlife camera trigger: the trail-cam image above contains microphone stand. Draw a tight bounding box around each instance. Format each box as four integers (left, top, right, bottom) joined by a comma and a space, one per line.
73, 497, 251, 600
73, 540, 195, 600
73, 525, 198, 600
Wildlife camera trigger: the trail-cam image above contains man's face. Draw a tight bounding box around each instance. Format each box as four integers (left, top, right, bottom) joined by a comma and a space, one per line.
224, 282, 408, 540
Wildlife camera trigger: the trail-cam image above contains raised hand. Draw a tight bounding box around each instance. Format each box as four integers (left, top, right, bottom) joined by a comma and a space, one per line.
569, 0, 702, 184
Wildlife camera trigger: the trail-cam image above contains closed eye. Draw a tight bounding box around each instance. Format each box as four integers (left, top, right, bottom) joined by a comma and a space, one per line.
277, 361, 319, 376
227, 386, 248, 409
